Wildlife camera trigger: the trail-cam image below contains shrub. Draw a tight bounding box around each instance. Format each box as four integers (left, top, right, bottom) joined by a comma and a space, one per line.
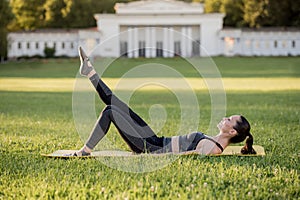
44, 47, 55, 58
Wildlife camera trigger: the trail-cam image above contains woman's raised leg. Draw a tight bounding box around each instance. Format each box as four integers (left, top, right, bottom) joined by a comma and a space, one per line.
75, 47, 164, 155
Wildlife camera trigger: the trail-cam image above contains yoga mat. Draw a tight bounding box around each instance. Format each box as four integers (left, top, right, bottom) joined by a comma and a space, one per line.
42, 145, 265, 158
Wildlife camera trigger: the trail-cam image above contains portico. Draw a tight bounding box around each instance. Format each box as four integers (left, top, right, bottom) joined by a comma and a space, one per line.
94, 0, 224, 57
119, 26, 199, 58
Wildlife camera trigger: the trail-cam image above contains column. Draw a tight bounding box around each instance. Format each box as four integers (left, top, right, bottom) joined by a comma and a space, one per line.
133, 28, 139, 58
127, 27, 133, 58
151, 27, 156, 57
163, 27, 169, 58
181, 26, 187, 57
145, 27, 151, 58
186, 26, 192, 57
169, 27, 174, 57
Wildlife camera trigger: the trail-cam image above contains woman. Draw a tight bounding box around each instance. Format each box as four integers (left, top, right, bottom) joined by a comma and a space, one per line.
71, 47, 256, 156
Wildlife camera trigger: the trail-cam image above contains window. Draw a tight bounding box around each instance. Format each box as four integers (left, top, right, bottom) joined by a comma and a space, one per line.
265, 41, 270, 49
274, 41, 278, 48
27, 42, 30, 49
225, 37, 234, 45
292, 40, 296, 48
62, 42, 65, 49
174, 41, 181, 56
45, 42, 47, 48
255, 41, 260, 48
224, 37, 235, 54
138, 41, 146, 57
245, 40, 251, 48
18, 42, 22, 49
156, 41, 163, 57
192, 40, 200, 56
36, 42, 39, 49
282, 41, 286, 48
70, 42, 74, 49
120, 41, 128, 57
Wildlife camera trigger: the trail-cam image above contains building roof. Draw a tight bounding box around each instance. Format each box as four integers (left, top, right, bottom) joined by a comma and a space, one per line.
114, 0, 204, 15
9, 27, 99, 34
223, 27, 300, 32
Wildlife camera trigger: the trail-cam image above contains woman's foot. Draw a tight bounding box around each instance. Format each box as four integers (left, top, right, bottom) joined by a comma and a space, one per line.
72, 150, 91, 157
64, 146, 92, 157
64, 150, 91, 157
78, 46, 96, 77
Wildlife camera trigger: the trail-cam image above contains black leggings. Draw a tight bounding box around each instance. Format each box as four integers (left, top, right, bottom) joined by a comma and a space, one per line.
85, 74, 164, 153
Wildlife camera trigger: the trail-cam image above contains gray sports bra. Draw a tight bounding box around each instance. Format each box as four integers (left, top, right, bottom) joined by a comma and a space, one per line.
163, 132, 224, 153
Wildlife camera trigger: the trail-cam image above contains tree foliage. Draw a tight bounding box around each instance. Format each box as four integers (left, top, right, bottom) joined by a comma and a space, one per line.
268, 0, 300, 27
43, 0, 73, 28
204, 0, 300, 27
0, 0, 13, 60
7, 0, 118, 30
3, 0, 300, 31
9, 0, 46, 30
243, 0, 269, 28
221, 0, 245, 27
44, 46, 56, 58
204, 0, 222, 13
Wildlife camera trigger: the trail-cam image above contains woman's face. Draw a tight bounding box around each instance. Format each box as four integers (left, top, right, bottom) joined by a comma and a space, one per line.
217, 115, 241, 133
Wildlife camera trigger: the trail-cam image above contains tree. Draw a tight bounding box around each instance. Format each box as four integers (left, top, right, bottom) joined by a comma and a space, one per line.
221, 0, 245, 27
192, 0, 205, 2
204, 0, 222, 13
243, 0, 269, 28
90, 0, 117, 14
63, 0, 96, 28
61, 0, 120, 28
43, 0, 73, 28
289, 0, 300, 26
9, 0, 46, 30
44, 46, 55, 58
268, 0, 300, 27
0, 0, 13, 61
204, 0, 245, 27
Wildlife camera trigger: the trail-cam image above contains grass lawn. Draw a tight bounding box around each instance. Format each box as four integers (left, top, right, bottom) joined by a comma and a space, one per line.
0, 57, 299, 199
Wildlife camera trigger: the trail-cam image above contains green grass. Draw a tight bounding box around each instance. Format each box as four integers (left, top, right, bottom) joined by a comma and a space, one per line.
1, 56, 300, 78
0, 57, 299, 199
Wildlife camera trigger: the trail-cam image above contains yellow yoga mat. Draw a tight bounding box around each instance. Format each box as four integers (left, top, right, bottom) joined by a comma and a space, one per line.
42, 145, 265, 158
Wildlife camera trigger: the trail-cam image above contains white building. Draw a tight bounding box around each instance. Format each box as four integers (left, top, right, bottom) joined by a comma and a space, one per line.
7, 28, 101, 58
7, 0, 300, 59
220, 28, 300, 56
94, 0, 224, 57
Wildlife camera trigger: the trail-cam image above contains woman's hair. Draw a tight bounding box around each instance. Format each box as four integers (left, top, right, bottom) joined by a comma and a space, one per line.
230, 115, 256, 154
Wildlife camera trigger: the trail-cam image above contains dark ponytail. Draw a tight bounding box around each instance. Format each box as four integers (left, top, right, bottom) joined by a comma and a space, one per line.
240, 133, 256, 154
230, 116, 256, 154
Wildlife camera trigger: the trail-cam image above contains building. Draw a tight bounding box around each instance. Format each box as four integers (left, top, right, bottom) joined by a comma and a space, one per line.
7, 28, 100, 58
7, 0, 300, 59
94, 0, 224, 57
220, 28, 300, 56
